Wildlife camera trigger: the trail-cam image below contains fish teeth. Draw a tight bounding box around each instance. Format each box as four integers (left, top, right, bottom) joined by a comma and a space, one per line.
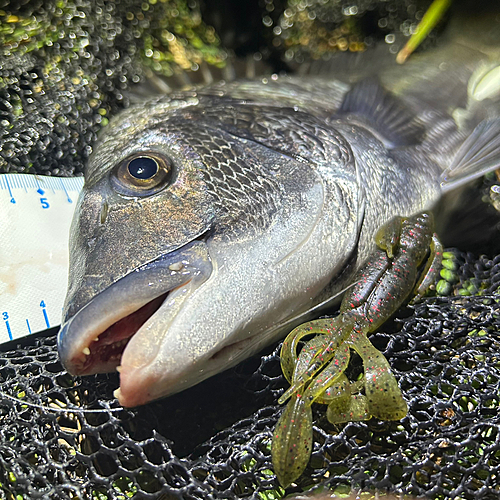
82, 347, 91, 355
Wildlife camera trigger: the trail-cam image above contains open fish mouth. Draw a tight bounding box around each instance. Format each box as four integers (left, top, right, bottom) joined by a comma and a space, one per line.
57, 240, 213, 376
60, 293, 169, 375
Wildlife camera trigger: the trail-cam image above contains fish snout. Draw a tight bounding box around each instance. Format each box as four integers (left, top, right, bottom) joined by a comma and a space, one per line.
57, 240, 212, 378
113, 368, 160, 407
114, 363, 191, 407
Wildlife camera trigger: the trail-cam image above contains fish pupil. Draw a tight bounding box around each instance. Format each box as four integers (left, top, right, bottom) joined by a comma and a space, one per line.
128, 157, 158, 179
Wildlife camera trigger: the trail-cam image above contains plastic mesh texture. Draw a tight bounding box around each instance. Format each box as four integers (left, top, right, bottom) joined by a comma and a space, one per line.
0, 0, 227, 176
0, 251, 499, 500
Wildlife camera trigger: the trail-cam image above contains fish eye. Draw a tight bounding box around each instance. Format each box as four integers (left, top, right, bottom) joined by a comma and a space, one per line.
128, 157, 158, 180
112, 152, 172, 196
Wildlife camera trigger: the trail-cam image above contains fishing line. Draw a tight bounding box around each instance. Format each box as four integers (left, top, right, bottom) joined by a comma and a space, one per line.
0, 391, 124, 413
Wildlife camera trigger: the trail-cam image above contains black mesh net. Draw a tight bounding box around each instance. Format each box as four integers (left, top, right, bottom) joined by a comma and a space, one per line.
0, 251, 500, 499
0, 0, 228, 176
2, 1, 500, 498
0, 0, 447, 177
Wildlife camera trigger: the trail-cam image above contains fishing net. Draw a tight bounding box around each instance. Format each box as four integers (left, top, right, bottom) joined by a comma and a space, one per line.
0, 250, 500, 500
0, 0, 228, 176
2, 0, 500, 499
0, 0, 443, 177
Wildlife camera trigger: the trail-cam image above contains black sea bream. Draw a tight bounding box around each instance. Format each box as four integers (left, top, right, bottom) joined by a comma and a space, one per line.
58, 15, 500, 407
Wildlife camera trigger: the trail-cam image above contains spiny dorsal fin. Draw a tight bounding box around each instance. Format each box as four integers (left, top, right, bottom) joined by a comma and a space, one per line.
441, 118, 500, 192
339, 78, 426, 147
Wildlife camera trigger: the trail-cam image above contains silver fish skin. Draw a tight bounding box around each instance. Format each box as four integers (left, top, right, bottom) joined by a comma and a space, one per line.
58, 15, 500, 407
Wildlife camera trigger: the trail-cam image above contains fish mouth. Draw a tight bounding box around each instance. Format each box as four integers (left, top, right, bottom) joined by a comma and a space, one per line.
57, 240, 212, 377
61, 293, 169, 375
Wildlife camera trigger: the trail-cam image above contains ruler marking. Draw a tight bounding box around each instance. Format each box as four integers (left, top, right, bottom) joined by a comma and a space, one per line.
0, 173, 86, 339
0, 174, 86, 340
40, 301, 50, 328
4, 177, 16, 204
5, 321, 12, 341
3, 312, 13, 341
35, 176, 45, 196
59, 178, 73, 203
67, 177, 84, 192
42, 309, 50, 328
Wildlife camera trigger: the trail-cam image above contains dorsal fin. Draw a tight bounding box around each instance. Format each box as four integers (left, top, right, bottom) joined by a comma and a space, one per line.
339, 78, 426, 147
440, 118, 500, 192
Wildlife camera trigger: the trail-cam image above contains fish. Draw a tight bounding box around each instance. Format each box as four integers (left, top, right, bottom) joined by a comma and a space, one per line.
57, 12, 500, 408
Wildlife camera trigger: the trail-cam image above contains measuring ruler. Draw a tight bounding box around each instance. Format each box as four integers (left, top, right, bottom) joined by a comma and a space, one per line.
0, 173, 84, 344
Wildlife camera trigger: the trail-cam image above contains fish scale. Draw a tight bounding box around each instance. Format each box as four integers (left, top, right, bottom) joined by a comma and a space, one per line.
190, 128, 283, 234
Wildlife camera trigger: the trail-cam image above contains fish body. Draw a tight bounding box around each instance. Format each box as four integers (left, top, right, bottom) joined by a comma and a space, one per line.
58, 18, 500, 407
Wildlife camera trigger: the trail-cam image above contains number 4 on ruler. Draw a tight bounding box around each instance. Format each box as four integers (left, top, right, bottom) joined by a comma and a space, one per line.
40, 300, 50, 328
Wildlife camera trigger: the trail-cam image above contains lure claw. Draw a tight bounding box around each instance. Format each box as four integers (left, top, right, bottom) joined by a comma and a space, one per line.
272, 212, 442, 485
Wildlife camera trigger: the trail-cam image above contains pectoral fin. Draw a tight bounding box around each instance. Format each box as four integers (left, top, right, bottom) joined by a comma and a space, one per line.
339, 78, 426, 147
441, 118, 500, 191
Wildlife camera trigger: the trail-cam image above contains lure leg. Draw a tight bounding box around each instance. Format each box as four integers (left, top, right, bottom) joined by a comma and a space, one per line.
271, 392, 313, 489
346, 327, 408, 421
412, 233, 443, 301
279, 314, 355, 404
314, 373, 372, 424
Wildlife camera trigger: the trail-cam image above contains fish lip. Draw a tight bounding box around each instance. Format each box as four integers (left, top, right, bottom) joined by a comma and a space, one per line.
114, 331, 263, 408
57, 239, 212, 376
114, 305, 298, 408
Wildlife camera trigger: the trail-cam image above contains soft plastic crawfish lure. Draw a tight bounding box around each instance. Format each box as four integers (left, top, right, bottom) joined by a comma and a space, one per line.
272, 212, 443, 487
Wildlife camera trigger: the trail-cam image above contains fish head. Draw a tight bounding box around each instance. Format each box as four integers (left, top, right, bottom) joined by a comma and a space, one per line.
63, 118, 215, 322
58, 92, 361, 407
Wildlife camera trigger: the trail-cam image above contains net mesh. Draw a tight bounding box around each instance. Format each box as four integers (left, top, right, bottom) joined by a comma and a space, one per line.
0, 0, 441, 177
2, 1, 500, 498
1, 252, 499, 499
0, 0, 227, 176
